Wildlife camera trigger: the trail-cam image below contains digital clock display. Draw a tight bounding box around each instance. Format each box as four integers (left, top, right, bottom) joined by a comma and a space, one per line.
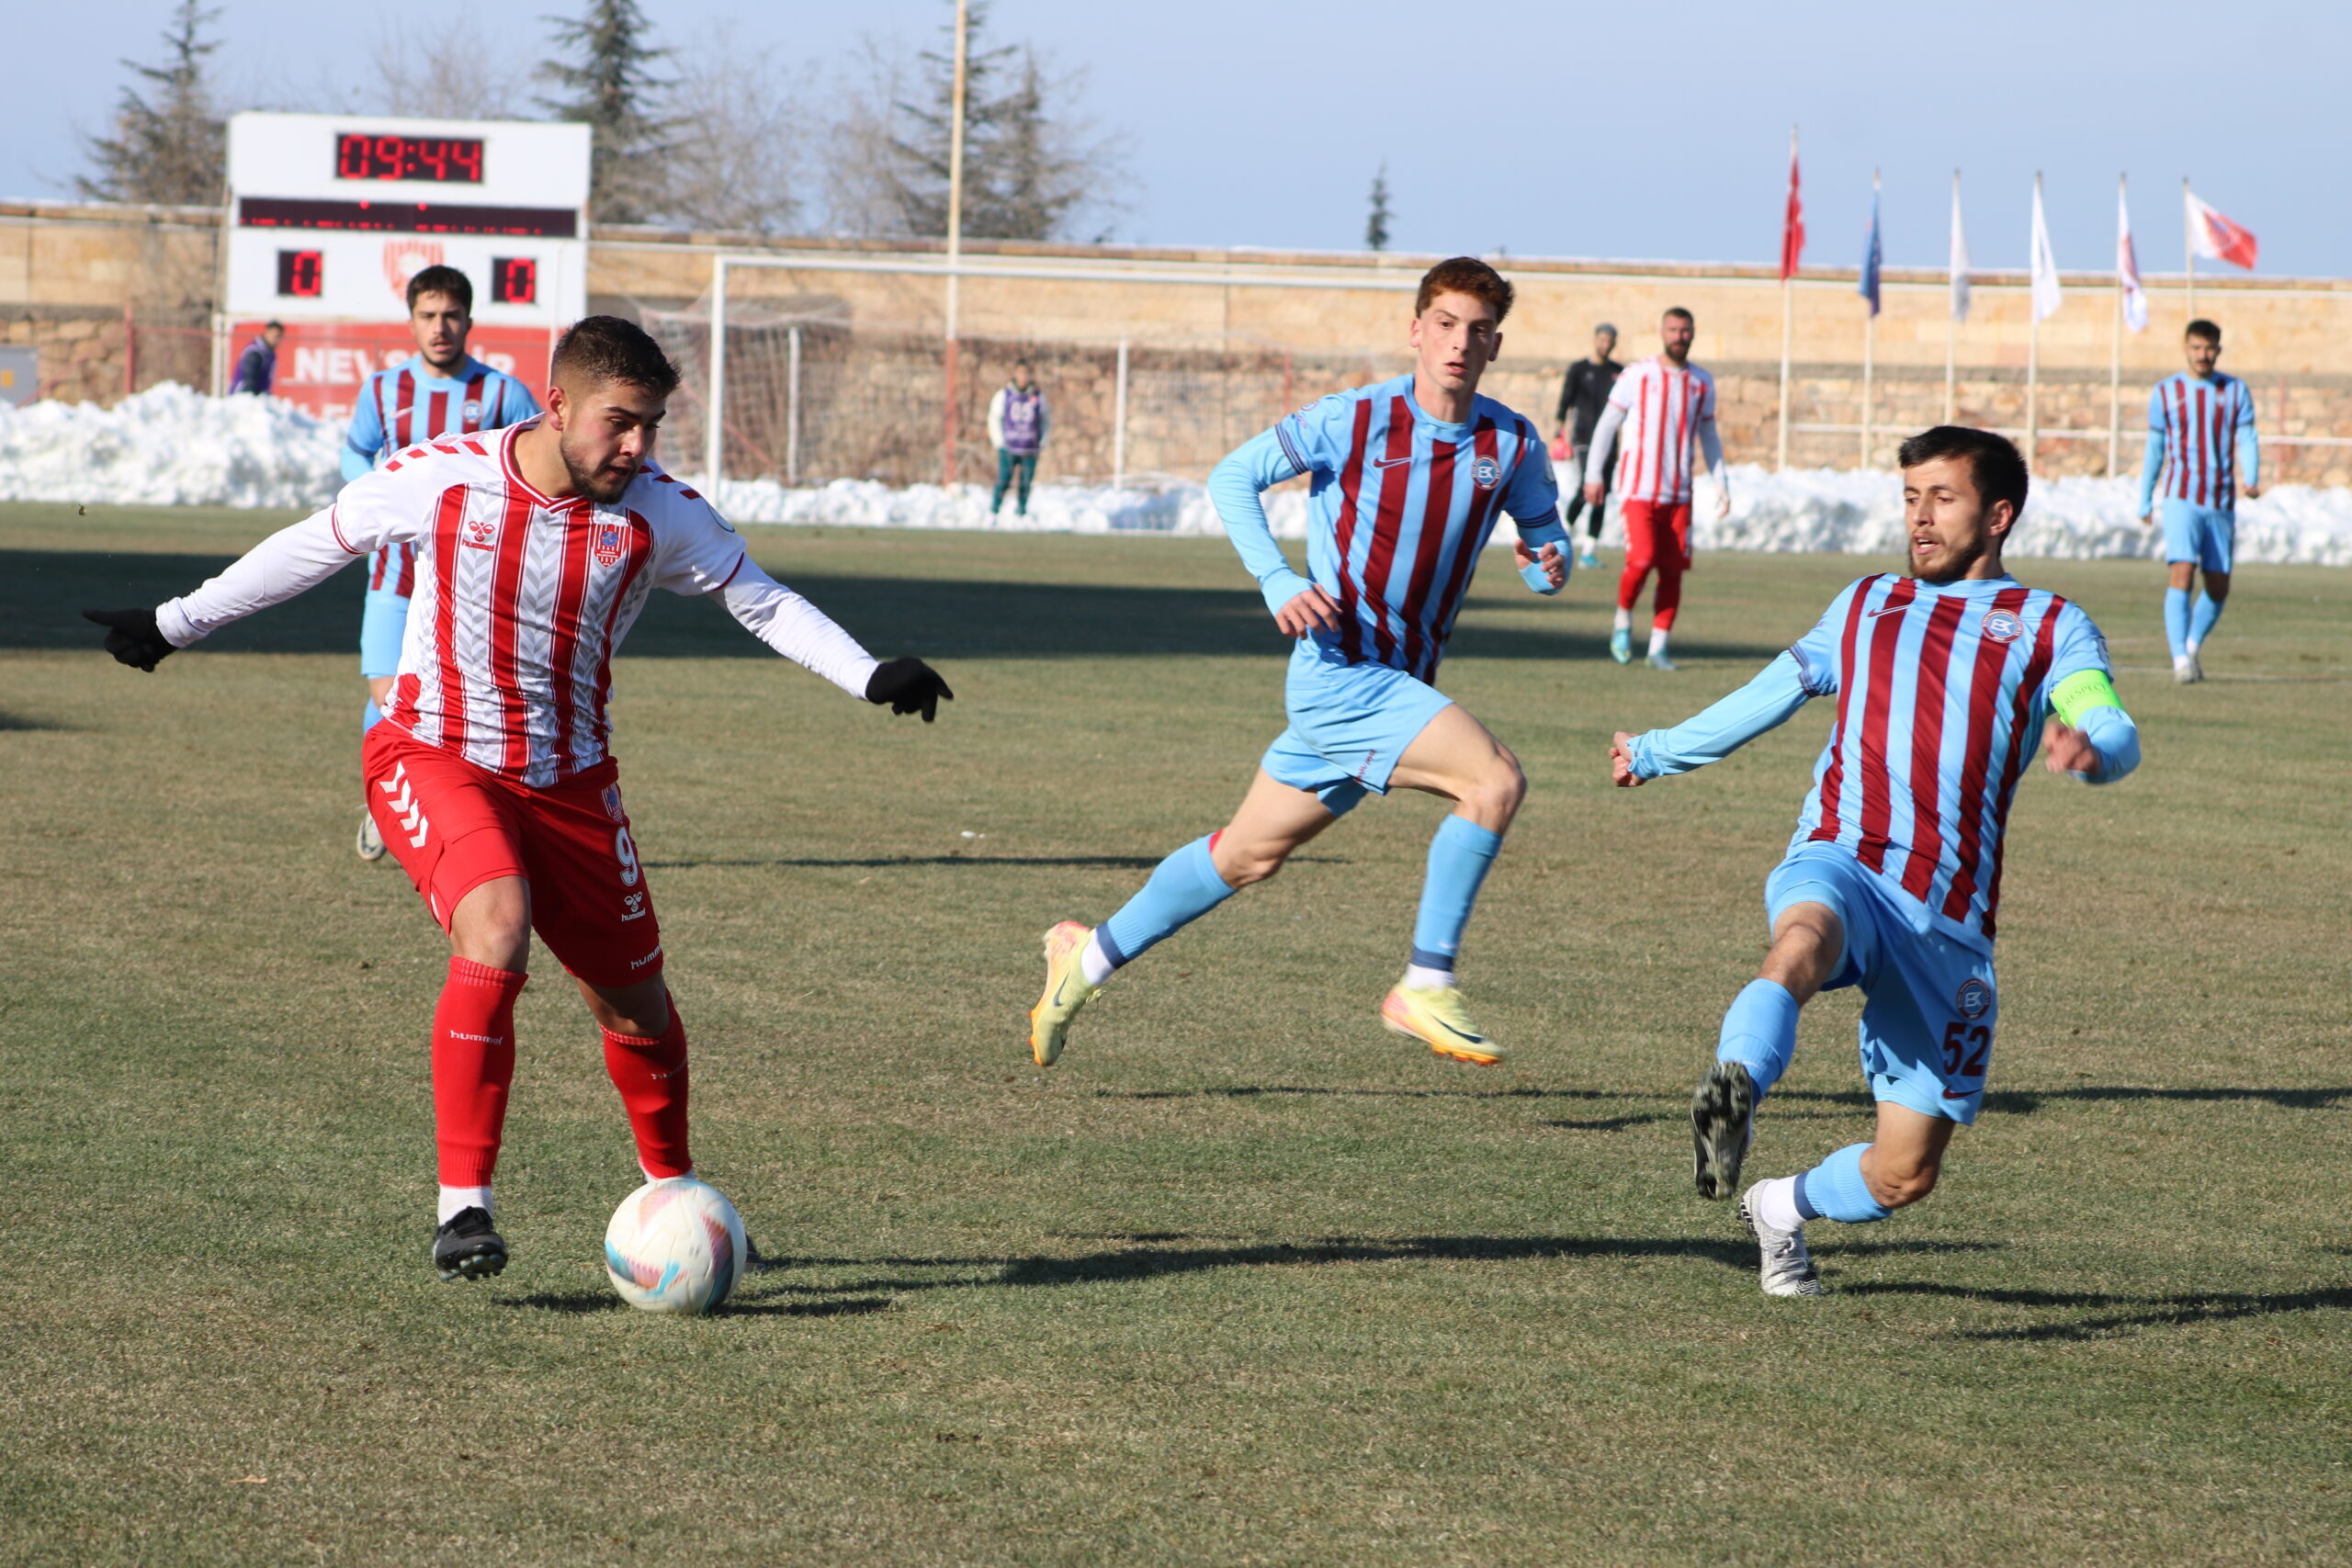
336, 133, 485, 184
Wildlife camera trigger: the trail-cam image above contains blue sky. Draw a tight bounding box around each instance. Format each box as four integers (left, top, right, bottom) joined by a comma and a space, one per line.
18, 0, 2345, 276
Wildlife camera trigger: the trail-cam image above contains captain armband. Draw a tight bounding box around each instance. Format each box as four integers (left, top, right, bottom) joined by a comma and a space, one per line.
2050, 670, 2121, 728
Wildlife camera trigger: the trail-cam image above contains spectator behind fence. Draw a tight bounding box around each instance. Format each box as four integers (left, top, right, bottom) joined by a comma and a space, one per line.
988, 361, 1049, 516
232, 321, 285, 395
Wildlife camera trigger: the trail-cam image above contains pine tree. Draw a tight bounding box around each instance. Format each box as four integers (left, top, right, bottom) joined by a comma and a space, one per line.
1365, 165, 1393, 253
536, 0, 673, 224
881, 5, 1106, 243
77, 0, 226, 207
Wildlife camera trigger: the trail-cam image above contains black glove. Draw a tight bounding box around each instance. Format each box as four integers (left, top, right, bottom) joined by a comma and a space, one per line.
84, 608, 176, 672
864, 657, 953, 723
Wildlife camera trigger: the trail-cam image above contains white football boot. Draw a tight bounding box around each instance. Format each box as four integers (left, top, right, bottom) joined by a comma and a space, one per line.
1739, 1189, 1825, 1298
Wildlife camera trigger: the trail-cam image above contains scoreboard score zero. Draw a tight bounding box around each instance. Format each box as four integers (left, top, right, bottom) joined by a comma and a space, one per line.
223, 112, 590, 420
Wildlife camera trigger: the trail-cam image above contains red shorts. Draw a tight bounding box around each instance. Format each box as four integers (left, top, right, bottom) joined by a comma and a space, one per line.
362, 725, 664, 989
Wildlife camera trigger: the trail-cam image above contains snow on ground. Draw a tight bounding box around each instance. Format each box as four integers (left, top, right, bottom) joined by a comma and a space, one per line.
6, 385, 2350, 565
0, 384, 344, 509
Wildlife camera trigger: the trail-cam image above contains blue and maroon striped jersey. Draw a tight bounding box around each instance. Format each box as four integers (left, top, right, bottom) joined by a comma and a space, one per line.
1788, 573, 2110, 950
2139, 371, 2258, 513
1272, 374, 1557, 679
345, 354, 539, 601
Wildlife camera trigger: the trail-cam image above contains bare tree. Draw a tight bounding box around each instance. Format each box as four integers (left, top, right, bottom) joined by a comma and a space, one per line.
373, 30, 524, 120
657, 30, 807, 235
78, 0, 227, 206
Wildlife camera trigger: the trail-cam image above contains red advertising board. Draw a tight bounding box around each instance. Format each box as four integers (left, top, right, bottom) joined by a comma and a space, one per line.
230, 319, 553, 424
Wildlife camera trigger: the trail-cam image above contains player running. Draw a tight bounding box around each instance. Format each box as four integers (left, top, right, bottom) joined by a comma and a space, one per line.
83, 318, 952, 1285
2139, 318, 2259, 683
1583, 307, 1730, 671
347, 265, 539, 861
1553, 321, 1622, 570
1611, 426, 2139, 1297
1026, 257, 1569, 1070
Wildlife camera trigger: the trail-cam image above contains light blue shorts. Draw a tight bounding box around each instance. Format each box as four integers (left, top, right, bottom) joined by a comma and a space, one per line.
1258, 641, 1453, 817
1766, 840, 1998, 1124
2160, 499, 2235, 574
360, 585, 412, 680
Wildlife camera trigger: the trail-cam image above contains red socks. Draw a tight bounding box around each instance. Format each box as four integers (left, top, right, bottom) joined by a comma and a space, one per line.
603, 1003, 693, 1179
432, 956, 527, 1186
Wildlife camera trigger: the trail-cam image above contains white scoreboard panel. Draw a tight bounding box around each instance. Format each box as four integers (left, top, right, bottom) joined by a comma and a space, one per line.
223, 114, 591, 416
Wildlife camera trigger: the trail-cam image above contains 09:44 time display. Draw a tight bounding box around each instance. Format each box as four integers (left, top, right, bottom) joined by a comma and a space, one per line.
335, 134, 485, 184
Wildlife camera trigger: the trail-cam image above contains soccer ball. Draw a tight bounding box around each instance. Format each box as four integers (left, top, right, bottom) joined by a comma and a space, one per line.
603, 1176, 747, 1315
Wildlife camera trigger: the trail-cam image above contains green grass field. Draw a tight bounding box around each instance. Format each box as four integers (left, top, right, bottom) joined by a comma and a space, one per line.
3, 502, 2348, 1566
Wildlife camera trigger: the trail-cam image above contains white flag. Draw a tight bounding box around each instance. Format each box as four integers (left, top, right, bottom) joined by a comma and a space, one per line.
1949, 172, 1971, 321
2117, 181, 2148, 333
2030, 176, 2063, 322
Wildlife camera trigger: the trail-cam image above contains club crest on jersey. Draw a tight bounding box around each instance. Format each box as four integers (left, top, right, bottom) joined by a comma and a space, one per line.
1471, 456, 1501, 490
461, 513, 501, 550
1956, 978, 1993, 1020
462, 400, 481, 423
1980, 608, 2024, 644
593, 519, 628, 568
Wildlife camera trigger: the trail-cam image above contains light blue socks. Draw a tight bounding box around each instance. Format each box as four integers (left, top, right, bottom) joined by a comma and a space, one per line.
1097, 835, 1235, 970
1794, 1143, 1893, 1224
1717, 978, 1800, 1096
1409, 815, 1503, 972
2163, 586, 2191, 659
2188, 592, 2224, 649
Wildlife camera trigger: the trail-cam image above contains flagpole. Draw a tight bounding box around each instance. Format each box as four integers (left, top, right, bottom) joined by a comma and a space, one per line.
941, 0, 969, 489
2028, 173, 2041, 468
1946, 170, 1961, 425
1777, 125, 1796, 473
1860, 168, 1877, 468
2183, 175, 2195, 323
2109, 174, 2125, 478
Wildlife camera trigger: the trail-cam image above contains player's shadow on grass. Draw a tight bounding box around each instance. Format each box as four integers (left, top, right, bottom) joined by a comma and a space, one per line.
642, 853, 1352, 872
498, 1291, 893, 1319
3, 548, 1781, 664
1838, 1280, 2352, 1341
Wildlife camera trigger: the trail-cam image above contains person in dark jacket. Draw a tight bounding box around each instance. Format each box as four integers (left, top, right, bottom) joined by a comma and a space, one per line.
231, 321, 285, 395
1554, 322, 1621, 568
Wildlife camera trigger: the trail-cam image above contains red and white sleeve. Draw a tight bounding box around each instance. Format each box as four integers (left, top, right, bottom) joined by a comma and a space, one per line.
153, 466, 426, 646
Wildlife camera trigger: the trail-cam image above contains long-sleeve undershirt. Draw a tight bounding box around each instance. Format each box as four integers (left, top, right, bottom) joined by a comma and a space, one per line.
1208, 429, 1321, 615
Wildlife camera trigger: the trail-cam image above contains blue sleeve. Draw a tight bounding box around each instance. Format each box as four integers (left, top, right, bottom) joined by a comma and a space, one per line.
1627, 651, 1814, 779
1501, 423, 1563, 526
496, 373, 541, 424
1786, 580, 1866, 696
2236, 382, 2259, 493
2044, 601, 2112, 688
2137, 388, 2166, 514
1208, 428, 1317, 615
342, 376, 385, 482
2076, 704, 2141, 785
1271, 394, 1346, 478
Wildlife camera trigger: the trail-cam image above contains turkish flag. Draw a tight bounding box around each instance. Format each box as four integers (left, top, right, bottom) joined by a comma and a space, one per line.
1780, 139, 1805, 281
2185, 189, 2257, 271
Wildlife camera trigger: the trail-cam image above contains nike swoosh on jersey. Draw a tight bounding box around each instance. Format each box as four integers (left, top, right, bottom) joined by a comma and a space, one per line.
1869, 603, 1911, 617
1372, 455, 1413, 468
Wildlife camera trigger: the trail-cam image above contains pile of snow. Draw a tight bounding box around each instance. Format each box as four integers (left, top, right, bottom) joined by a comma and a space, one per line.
3, 386, 2347, 565
0, 383, 344, 509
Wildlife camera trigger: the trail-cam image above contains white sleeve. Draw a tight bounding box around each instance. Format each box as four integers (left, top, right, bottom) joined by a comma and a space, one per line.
1036, 394, 1048, 446
648, 491, 753, 597
986, 388, 1007, 449
1587, 400, 1629, 479
1699, 416, 1724, 476
154, 508, 366, 647
718, 557, 881, 698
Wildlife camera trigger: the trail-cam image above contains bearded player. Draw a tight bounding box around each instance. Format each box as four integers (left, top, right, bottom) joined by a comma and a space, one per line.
84, 318, 953, 1284
1611, 427, 2139, 1296
346, 265, 538, 861
1027, 256, 1570, 1070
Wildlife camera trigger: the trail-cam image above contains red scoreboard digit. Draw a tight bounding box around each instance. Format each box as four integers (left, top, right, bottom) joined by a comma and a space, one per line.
491, 256, 538, 305
276, 249, 324, 298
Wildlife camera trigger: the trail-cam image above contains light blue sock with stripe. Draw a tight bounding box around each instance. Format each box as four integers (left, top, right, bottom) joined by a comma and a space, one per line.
2188, 592, 2224, 649
1097, 835, 1235, 971
1409, 814, 1503, 973
1716, 978, 1800, 1096
363, 699, 386, 732
1794, 1143, 1892, 1224
2163, 586, 2191, 659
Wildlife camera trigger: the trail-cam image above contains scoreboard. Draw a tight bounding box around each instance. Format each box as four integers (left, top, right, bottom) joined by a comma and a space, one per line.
222, 113, 591, 420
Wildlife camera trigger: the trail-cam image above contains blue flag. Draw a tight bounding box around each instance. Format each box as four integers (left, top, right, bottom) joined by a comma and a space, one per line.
1859, 176, 1883, 317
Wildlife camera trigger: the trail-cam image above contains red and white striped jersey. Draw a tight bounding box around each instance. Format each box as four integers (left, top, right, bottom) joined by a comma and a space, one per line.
332, 423, 755, 786
1603, 356, 1717, 505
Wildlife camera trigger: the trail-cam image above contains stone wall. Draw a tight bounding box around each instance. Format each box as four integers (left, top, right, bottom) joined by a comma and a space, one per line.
9, 201, 2351, 484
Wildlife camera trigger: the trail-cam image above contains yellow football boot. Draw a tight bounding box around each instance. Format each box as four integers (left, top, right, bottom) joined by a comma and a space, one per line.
1028, 920, 1101, 1066
1381, 978, 1507, 1066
